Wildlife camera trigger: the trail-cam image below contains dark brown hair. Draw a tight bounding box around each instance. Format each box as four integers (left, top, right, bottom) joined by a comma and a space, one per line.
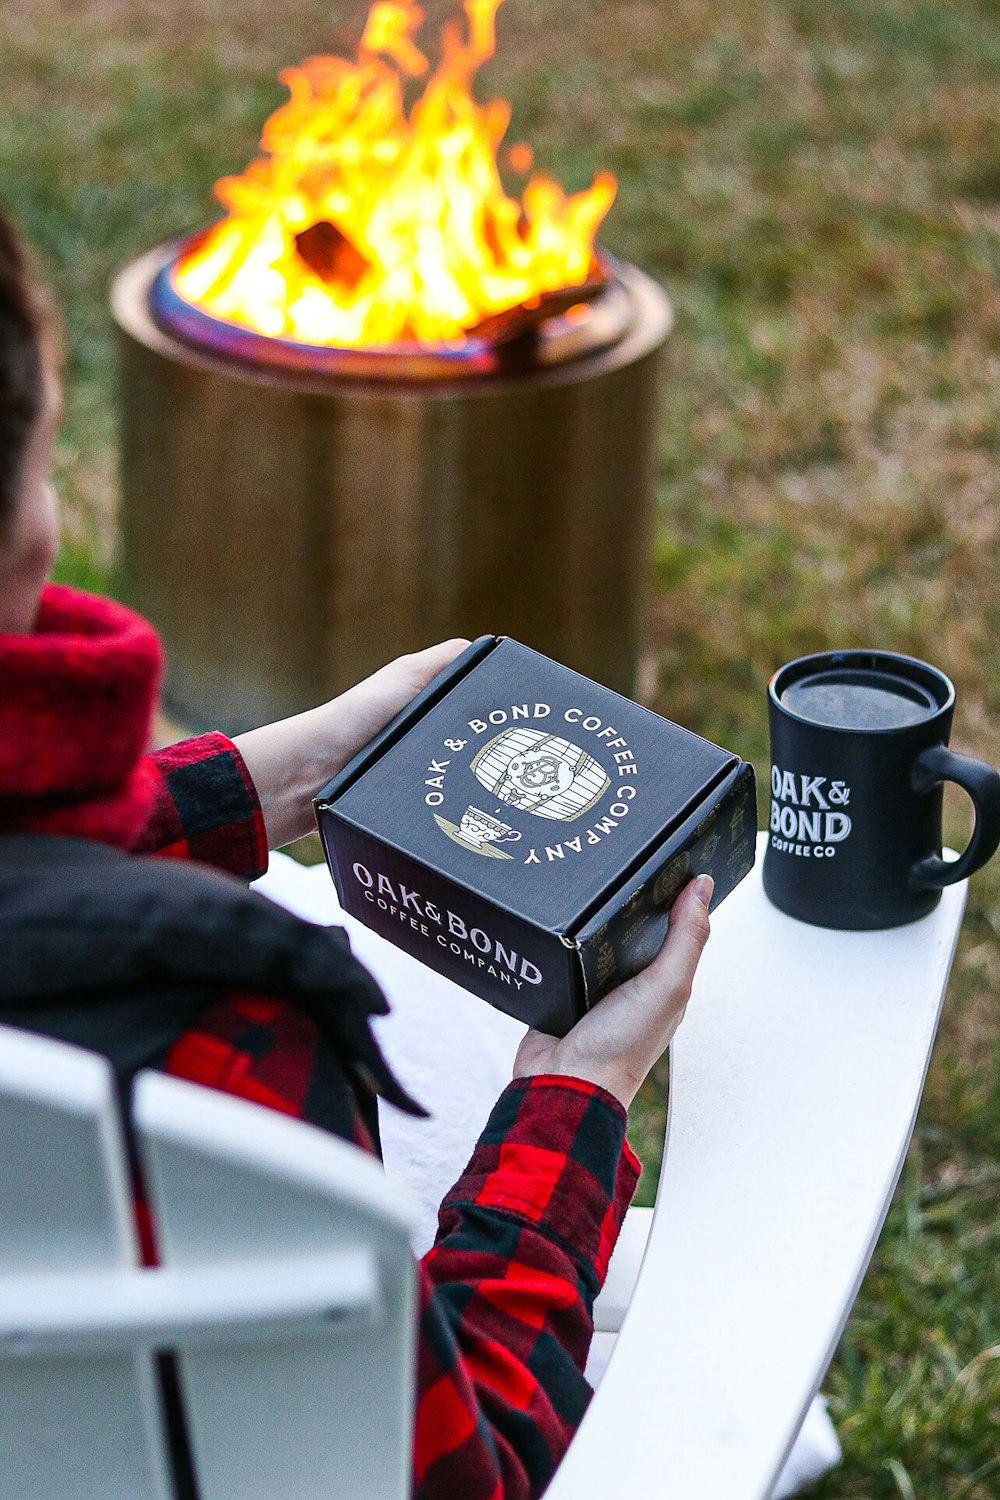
0, 210, 45, 528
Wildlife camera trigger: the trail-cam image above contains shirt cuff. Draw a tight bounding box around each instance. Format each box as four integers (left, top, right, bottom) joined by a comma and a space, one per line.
440, 1074, 641, 1292
139, 732, 269, 880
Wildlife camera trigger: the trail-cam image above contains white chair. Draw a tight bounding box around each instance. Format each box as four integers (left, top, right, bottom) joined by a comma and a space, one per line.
0, 833, 967, 1498
0, 1027, 417, 1500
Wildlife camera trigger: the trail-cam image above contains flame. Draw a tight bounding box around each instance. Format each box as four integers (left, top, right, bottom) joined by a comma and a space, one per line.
173, 0, 615, 348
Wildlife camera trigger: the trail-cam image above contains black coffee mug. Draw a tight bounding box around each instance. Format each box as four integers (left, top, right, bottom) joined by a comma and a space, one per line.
763, 650, 1000, 928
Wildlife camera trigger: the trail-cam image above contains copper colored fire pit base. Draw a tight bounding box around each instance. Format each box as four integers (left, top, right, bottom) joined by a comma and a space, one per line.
112, 244, 672, 735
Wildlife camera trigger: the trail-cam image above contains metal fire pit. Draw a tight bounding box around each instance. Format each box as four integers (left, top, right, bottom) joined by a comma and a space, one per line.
112, 240, 671, 735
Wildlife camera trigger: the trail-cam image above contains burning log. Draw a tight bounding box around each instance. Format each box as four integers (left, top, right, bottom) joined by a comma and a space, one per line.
294, 221, 373, 291
466, 263, 608, 352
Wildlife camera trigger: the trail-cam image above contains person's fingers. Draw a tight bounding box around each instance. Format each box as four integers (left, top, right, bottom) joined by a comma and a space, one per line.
419, 638, 473, 661
512, 877, 713, 1107
631, 874, 713, 1012
391, 639, 472, 694
407, 639, 472, 672
325, 639, 471, 743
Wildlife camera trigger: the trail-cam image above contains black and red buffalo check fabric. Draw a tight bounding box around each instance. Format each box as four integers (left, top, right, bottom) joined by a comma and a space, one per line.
137, 734, 641, 1500
135, 731, 270, 875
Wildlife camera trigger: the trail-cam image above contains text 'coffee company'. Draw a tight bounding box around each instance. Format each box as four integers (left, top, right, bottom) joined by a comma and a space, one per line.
350, 863, 543, 991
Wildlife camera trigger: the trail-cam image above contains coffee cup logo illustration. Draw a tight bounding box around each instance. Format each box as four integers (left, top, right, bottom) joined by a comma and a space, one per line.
471, 728, 610, 821
435, 805, 523, 859
459, 806, 522, 849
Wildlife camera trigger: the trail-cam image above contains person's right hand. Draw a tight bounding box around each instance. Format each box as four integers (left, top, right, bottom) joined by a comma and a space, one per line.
512, 873, 714, 1109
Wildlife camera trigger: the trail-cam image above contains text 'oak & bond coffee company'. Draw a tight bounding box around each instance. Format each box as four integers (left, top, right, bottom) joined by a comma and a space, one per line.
316, 638, 758, 1035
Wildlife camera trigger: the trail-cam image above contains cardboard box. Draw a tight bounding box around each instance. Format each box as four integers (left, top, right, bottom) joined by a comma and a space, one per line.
315, 637, 756, 1036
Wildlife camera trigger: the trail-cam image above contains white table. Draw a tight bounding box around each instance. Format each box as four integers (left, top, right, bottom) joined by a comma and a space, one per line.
547, 833, 967, 1500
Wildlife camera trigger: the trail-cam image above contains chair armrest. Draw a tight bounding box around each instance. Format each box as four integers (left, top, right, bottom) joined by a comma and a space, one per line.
593, 1206, 652, 1333
550, 833, 967, 1500
0, 1248, 379, 1355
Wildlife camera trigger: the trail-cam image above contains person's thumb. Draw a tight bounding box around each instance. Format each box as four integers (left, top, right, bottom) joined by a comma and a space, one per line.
640, 874, 713, 1007
405, 638, 471, 679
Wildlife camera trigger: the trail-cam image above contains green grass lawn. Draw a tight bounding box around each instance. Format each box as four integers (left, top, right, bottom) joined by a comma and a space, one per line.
3, 1, 998, 1493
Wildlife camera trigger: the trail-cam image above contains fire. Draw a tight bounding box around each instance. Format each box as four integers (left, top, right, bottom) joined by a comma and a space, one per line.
173, 0, 616, 349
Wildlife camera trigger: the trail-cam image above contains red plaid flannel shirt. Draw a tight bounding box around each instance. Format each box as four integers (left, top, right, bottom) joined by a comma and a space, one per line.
135, 733, 641, 1499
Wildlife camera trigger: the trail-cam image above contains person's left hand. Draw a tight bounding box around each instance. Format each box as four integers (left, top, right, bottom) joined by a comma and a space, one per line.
234, 639, 471, 848
513, 873, 713, 1109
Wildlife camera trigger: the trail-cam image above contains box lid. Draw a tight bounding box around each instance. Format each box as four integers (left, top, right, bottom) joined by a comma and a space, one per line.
322, 637, 738, 934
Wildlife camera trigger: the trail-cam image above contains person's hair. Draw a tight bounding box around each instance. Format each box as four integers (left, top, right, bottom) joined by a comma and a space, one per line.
0, 211, 45, 529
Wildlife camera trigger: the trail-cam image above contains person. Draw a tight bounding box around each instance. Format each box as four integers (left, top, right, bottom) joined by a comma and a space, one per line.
0, 207, 714, 1500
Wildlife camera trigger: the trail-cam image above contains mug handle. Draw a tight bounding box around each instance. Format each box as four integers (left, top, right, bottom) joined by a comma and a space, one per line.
909, 744, 1000, 891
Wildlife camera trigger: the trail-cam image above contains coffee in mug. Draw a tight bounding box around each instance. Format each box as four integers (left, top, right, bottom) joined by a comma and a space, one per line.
763, 650, 1000, 928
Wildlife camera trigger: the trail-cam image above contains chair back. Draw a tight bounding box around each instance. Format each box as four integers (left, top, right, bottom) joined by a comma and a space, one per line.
0, 1023, 173, 1499
0, 1024, 417, 1500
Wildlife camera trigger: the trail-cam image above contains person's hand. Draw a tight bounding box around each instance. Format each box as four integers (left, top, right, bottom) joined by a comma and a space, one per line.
234, 640, 471, 848
513, 873, 714, 1109
311, 640, 472, 773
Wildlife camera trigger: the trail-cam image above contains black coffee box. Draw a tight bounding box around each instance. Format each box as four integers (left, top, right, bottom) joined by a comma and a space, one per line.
315, 637, 756, 1036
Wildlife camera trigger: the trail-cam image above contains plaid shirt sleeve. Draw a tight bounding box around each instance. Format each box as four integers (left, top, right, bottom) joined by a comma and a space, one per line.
132, 733, 269, 879
415, 1075, 640, 1500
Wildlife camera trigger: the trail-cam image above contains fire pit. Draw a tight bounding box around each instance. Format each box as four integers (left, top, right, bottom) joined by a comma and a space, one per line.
112, 0, 671, 734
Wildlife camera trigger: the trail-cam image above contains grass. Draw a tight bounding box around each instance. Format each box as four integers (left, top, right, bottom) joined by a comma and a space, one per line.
3, 0, 998, 1492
